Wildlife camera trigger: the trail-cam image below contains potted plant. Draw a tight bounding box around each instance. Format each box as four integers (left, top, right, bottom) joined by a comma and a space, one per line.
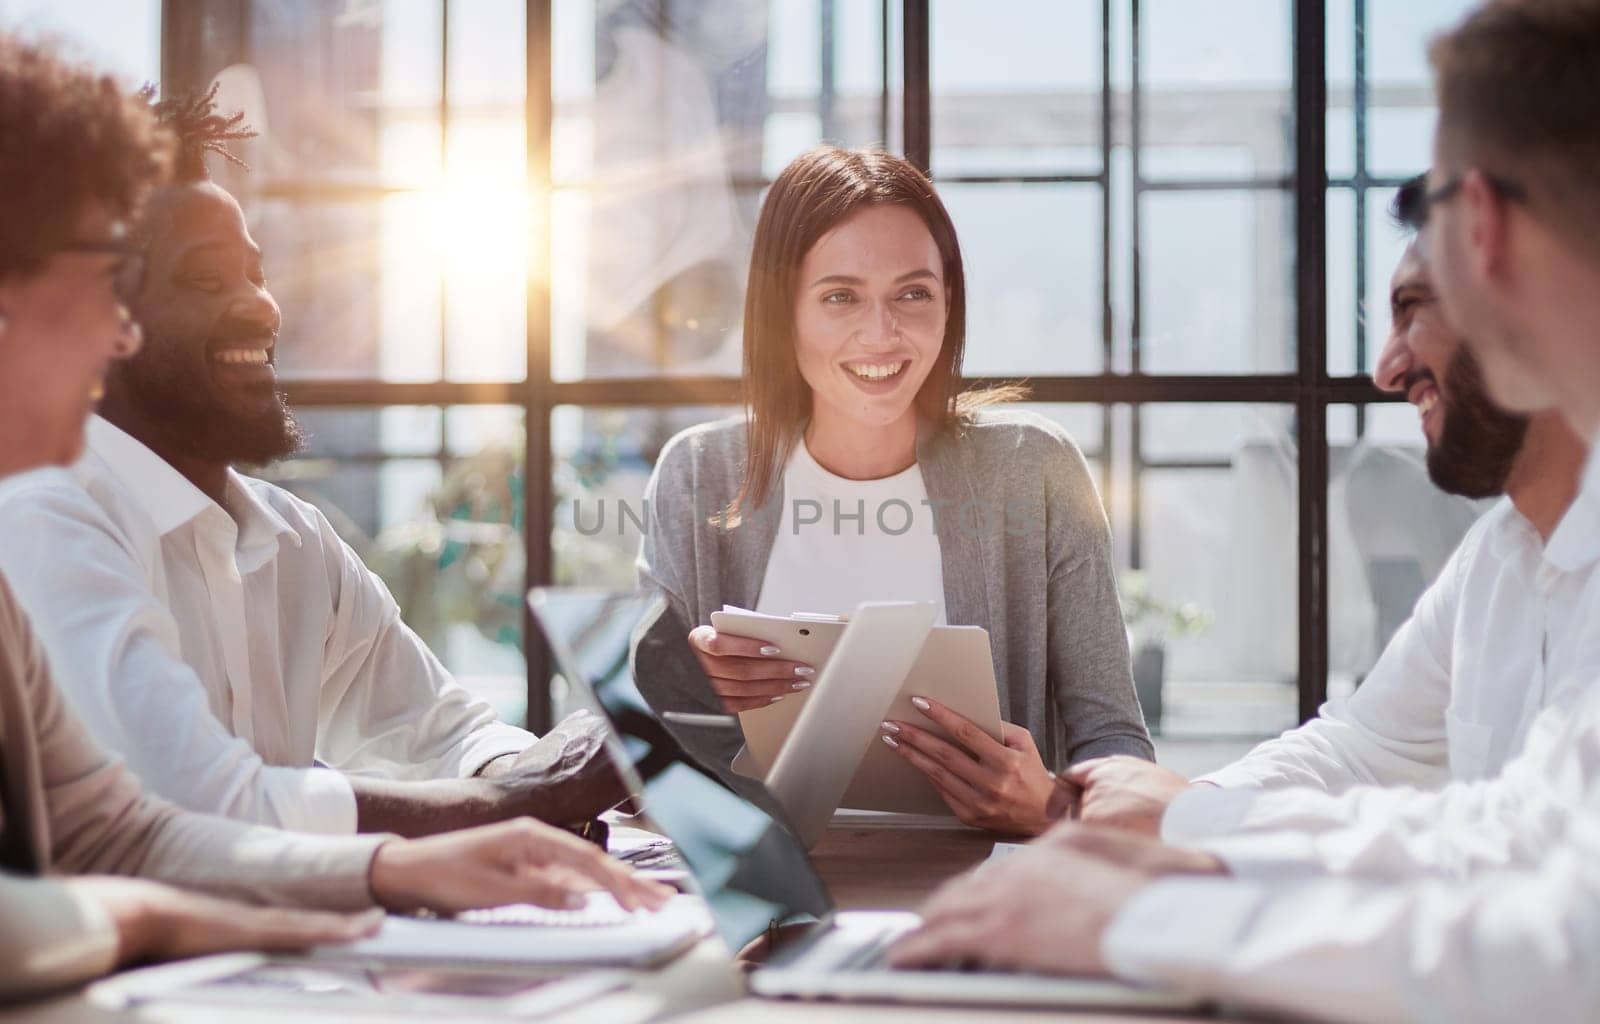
1119, 570, 1213, 734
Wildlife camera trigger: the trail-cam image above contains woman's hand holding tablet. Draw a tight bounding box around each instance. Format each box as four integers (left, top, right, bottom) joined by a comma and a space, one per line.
880, 697, 1057, 837
686, 625, 817, 714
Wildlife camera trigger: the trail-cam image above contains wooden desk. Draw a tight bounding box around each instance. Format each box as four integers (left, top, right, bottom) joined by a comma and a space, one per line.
0, 815, 1226, 1023
810, 812, 997, 910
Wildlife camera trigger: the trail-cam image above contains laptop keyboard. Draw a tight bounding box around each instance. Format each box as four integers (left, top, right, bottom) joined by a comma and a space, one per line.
839, 932, 900, 970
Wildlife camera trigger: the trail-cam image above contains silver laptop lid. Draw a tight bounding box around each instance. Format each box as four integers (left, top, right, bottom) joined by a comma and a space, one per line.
528, 588, 834, 953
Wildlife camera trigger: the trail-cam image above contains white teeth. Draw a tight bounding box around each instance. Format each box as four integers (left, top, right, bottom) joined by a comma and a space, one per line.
847, 361, 907, 381
1418, 392, 1439, 417
214, 349, 270, 366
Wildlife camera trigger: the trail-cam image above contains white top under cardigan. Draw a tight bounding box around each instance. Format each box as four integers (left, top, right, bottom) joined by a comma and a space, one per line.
755, 438, 946, 621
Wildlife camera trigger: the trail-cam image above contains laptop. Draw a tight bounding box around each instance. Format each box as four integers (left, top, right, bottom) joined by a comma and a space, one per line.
530, 588, 1209, 1013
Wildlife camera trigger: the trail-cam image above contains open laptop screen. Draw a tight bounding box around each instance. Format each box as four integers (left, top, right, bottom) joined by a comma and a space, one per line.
529, 588, 834, 952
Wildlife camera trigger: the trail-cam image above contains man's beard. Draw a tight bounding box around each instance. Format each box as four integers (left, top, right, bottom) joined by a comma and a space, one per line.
1426, 345, 1530, 499
106, 336, 306, 468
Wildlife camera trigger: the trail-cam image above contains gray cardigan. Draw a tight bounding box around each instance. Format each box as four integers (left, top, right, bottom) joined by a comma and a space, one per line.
631, 410, 1154, 780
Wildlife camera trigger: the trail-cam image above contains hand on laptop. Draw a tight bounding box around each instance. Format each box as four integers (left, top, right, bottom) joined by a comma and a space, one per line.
687, 625, 816, 714
888, 843, 1143, 975
69, 876, 384, 969
368, 818, 673, 915
1062, 756, 1193, 837
879, 696, 1056, 836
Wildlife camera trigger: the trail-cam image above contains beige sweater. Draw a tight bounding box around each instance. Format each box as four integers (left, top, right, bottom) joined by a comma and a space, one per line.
0, 574, 386, 1000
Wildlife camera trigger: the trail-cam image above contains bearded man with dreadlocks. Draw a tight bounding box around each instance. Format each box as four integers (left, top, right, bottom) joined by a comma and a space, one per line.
0, 86, 629, 839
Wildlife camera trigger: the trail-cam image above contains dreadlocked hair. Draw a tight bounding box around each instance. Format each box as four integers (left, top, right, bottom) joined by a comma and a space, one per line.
148, 82, 256, 182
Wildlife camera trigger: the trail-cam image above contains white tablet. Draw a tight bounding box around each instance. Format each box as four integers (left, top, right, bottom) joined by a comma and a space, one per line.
712, 604, 1004, 824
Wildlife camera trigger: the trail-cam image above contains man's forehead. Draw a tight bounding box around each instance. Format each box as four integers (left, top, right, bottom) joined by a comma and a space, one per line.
143, 181, 255, 252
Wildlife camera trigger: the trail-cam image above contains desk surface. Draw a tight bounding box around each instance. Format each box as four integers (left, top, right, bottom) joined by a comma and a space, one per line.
2, 815, 1226, 1023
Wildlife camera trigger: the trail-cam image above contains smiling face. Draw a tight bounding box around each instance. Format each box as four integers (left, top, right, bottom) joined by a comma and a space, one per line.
1374, 241, 1528, 498
791, 204, 947, 443
108, 180, 302, 465
0, 201, 143, 468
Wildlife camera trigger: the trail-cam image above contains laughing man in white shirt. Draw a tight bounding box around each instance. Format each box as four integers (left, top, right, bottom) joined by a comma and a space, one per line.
0, 93, 622, 838
1062, 178, 1596, 842
890, 6, 1600, 1021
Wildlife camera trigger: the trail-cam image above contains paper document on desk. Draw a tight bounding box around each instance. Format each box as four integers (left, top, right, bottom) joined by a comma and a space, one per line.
310, 892, 711, 969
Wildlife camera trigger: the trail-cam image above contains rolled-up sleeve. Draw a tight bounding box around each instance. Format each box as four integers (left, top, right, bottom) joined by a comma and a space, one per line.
313, 511, 532, 780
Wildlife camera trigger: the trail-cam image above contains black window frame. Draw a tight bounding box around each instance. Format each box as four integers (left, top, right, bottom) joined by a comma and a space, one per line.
161, 0, 1402, 733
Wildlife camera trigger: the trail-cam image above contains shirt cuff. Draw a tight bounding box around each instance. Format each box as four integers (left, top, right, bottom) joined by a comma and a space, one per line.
279, 766, 358, 835
1100, 876, 1267, 991
1194, 830, 1327, 882
1160, 785, 1260, 843
457, 722, 538, 777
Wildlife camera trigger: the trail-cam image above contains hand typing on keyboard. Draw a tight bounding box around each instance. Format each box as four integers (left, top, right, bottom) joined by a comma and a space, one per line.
458, 891, 639, 927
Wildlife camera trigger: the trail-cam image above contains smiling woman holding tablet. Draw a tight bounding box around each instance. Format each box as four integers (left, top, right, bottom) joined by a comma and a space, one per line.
633, 146, 1153, 837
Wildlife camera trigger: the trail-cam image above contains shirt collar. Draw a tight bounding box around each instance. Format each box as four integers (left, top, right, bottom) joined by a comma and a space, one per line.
1546, 445, 1600, 573
224, 470, 301, 569
84, 416, 213, 536
83, 417, 300, 563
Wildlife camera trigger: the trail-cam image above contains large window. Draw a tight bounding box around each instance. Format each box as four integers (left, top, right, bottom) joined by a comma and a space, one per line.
12, 0, 1483, 768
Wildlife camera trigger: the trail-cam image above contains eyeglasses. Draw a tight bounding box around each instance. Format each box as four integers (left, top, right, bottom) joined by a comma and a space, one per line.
56, 239, 147, 301
1412, 172, 1528, 231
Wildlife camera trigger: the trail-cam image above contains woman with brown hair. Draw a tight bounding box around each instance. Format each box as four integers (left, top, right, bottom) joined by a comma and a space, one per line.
634, 145, 1152, 837
0, 36, 663, 999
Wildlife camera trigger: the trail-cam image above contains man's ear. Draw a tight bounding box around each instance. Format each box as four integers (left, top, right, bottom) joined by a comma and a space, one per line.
1460, 168, 1511, 288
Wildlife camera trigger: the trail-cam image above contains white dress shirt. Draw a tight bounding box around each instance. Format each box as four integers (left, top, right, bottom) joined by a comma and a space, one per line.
1163, 485, 1600, 845
1100, 446, 1600, 1023
0, 417, 532, 834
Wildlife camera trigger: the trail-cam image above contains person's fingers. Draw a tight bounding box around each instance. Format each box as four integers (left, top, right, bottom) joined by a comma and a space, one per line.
701, 654, 814, 683
707, 674, 804, 699
887, 921, 984, 968
501, 871, 592, 910
718, 694, 783, 714
881, 730, 988, 809
1000, 721, 1039, 753
253, 907, 385, 949
690, 627, 811, 663
907, 697, 1010, 764
917, 877, 996, 925
502, 820, 664, 911
1045, 774, 1084, 822
884, 721, 997, 786
186, 906, 384, 959
1062, 756, 1111, 786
